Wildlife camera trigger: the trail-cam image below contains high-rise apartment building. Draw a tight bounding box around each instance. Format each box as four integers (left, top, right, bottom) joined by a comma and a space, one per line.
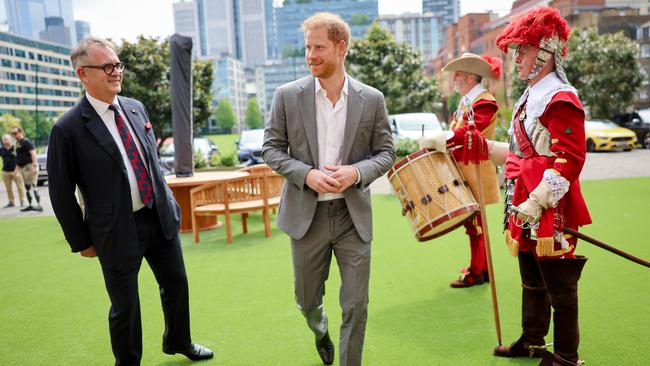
422, 0, 459, 28
379, 12, 444, 62
0, 31, 81, 116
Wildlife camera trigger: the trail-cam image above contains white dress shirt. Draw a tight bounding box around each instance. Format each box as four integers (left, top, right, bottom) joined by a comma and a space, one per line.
315, 75, 349, 201
86, 92, 148, 211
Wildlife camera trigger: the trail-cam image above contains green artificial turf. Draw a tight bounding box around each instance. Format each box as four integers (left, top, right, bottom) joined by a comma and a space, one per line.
205, 134, 240, 157
1, 178, 648, 365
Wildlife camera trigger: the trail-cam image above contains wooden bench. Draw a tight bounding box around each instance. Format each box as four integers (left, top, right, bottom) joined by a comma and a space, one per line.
189, 172, 284, 244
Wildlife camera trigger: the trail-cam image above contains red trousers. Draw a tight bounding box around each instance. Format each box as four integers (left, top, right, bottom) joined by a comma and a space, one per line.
464, 214, 488, 274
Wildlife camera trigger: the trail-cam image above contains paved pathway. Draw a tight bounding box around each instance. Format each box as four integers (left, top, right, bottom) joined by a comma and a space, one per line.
1, 150, 649, 219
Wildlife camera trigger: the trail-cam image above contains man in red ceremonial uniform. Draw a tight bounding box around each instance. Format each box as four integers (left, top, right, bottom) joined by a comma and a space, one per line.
487, 7, 591, 366
423, 53, 503, 287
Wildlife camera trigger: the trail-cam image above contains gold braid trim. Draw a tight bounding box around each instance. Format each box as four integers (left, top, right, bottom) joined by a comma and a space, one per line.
505, 230, 519, 257
535, 237, 574, 257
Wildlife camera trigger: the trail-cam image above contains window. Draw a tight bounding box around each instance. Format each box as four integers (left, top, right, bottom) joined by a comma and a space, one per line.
642, 44, 650, 58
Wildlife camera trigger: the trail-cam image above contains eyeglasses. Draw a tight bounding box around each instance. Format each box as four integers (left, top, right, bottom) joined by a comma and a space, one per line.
10, 132, 18, 135
81, 62, 125, 75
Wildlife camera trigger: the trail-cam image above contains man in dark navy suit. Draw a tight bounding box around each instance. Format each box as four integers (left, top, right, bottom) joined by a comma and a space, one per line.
47, 37, 213, 365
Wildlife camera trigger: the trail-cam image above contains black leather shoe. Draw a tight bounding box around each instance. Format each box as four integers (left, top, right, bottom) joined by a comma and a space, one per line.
163, 343, 214, 361
316, 332, 334, 365
450, 268, 485, 288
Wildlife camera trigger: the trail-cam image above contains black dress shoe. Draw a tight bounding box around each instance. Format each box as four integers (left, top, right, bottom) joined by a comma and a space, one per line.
316, 332, 335, 365
163, 343, 214, 361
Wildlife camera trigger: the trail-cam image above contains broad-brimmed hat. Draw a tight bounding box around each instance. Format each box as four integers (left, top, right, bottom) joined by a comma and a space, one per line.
441, 53, 502, 80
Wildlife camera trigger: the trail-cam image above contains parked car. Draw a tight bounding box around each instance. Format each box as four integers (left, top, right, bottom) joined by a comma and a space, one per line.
159, 137, 218, 174
585, 120, 637, 152
236, 129, 265, 165
37, 146, 47, 186
389, 113, 444, 140
611, 109, 650, 149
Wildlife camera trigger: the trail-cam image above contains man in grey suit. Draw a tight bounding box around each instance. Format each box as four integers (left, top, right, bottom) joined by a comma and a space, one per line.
262, 12, 394, 366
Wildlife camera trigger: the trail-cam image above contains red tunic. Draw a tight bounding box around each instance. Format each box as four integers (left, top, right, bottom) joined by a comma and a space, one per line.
506, 91, 592, 257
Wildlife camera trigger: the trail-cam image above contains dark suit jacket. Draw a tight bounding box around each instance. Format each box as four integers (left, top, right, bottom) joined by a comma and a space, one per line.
48, 95, 181, 270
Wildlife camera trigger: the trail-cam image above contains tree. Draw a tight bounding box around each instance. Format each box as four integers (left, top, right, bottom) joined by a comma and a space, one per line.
12, 111, 56, 145
564, 28, 643, 119
0, 114, 21, 135
215, 99, 236, 132
245, 97, 263, 129
347, 22, 441, 114
192, 59, 215, 132
118, 36, 214, 146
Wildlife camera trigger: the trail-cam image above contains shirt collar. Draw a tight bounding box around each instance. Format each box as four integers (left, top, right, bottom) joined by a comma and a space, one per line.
461, 83, 486, 106
86, 92, 119, 116
528, 72, 564, 103
315, 74, 349, 99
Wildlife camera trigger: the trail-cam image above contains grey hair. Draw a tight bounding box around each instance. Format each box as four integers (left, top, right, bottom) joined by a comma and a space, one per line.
1, 134, 11, 142
70, 37, 118, 69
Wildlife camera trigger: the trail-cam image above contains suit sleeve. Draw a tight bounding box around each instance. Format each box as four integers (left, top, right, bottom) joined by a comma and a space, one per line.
449, 99, 498, 146
47, 124, 91, 252
543, 93, 586, 182
262, 87, 314, 189
353, 92, 396, 189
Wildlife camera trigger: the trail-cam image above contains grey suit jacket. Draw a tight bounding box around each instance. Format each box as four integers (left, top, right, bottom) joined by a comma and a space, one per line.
262, 75, 395, 242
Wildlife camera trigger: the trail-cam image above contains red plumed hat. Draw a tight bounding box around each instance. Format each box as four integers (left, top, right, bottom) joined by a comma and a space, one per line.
481, 54, 502, 79
496, 7, 571, 56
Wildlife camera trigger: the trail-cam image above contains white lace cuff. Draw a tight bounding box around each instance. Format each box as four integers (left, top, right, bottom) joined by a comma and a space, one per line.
542, 169, 569, 207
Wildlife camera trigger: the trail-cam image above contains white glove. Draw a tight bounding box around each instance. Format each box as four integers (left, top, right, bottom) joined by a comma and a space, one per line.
418, 131, 447, 152
512, 170, 569, 225
487, 140, 509, 166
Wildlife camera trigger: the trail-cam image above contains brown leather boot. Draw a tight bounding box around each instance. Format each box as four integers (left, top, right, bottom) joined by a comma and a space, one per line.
538, 256, 588, 366
494, 251, 551, 358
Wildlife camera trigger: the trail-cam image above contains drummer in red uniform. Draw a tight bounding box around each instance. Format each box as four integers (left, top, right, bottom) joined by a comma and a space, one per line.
420, 53, 502, 288
486, 7, 591, 366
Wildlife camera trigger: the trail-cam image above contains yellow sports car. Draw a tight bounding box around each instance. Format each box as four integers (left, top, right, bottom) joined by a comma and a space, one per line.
585, 120, 637, 152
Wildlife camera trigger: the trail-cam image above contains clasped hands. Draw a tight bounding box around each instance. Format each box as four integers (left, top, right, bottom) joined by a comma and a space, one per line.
306, 165, 358, 194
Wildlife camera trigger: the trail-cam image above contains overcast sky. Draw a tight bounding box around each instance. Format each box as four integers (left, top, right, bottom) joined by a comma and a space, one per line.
0, 0, 515, 43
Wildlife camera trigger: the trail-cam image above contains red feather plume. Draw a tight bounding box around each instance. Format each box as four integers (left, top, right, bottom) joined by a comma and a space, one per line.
481, 55, 503, 79
496, 7, 571, 56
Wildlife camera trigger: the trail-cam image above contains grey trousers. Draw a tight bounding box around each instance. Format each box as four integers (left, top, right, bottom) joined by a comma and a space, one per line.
291, 199, 371, 366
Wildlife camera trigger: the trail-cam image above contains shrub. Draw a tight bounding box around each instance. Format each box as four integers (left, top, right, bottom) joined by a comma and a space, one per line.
219, 152, 237, 167
394, 138, 419, 157
194, 151, 208, 169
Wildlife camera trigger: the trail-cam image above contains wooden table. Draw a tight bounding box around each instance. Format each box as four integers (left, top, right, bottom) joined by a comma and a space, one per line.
165, 171, 249, 233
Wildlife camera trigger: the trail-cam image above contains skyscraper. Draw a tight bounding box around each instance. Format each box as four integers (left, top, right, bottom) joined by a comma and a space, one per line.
75, 20, 90, 43
274, 0, 378, 58
173, 0, 201, 57
422, 0, 459, 28
4, 0, 75, 46
173, 0, 269, 66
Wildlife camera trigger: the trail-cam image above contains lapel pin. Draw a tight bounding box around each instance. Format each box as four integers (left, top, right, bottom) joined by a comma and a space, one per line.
144, 121, 152, 130
131, 108, 136, 113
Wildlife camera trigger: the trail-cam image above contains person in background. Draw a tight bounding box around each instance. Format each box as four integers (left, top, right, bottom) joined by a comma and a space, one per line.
11, 126, 42, 212
421, 53, 502, 288
1, 134, 26, 208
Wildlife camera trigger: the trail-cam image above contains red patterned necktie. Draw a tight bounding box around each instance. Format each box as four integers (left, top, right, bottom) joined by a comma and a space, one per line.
108, 104, 154, 208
